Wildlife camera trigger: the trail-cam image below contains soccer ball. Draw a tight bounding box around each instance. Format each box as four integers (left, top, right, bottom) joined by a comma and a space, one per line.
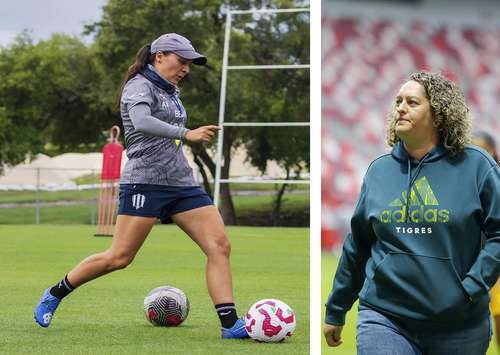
143, 285, 189, 326
245, 299, 296, 342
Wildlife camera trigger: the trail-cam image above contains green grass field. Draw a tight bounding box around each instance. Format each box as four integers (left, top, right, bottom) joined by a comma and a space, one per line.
0, 192, 309, 226
0, 185, 309, 204
321, 253, 500, 355
0, 225, 309, 354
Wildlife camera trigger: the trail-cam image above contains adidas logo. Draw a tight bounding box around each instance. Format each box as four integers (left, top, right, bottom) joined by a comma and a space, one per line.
380, 176, 449, 224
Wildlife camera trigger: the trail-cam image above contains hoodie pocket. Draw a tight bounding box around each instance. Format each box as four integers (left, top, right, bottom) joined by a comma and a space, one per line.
363, 252, 470, 322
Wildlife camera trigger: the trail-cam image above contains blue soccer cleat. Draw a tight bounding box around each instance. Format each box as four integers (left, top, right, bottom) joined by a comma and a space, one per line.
34, 288, 61, 328
221, 318, 250, 339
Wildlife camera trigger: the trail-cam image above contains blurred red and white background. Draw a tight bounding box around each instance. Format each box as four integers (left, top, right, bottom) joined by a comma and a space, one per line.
322, 0, 500, 252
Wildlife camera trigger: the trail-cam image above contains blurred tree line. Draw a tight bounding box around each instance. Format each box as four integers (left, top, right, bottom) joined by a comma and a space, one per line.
0, 0, 309, 225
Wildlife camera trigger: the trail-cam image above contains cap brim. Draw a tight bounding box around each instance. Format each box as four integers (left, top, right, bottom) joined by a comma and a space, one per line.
193, 56, 207, 65
174, 50, 207, 66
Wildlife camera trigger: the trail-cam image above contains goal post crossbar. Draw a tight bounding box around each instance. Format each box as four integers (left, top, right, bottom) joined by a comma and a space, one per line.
214, 8, 310, 206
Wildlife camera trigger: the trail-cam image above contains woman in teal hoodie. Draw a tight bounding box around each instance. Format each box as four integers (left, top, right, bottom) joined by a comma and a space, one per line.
324, 71, 500, 354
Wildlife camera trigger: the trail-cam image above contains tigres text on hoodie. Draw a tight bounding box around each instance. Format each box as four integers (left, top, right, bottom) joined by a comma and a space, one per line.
325, 141, 500, 330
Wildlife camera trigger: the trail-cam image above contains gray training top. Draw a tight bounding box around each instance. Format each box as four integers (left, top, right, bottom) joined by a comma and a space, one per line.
120, 71, 196, 186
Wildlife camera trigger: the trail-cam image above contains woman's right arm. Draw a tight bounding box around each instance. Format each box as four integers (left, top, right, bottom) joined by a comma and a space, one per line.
123, 81, 219, 143
324, 180, 375, 345
129, 104, 220, 142
129, 103, 189, 139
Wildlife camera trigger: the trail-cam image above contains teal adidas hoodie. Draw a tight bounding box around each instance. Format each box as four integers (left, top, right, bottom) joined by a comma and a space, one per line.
325, 141, 500, 330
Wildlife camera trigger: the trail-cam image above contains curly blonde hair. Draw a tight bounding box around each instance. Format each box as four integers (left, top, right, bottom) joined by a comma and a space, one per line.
386, 71, 471, 155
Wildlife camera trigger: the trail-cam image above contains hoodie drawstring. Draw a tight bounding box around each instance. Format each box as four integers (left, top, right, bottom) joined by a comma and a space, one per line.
405, 153, 429, 222
405, 159, 411, 222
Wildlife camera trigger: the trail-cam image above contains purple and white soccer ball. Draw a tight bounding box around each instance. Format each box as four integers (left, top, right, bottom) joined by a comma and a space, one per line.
245, 299, 296, 342
144, 285, 189, 326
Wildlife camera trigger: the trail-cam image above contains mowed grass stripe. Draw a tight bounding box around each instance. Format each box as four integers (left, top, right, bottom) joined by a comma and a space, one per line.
0, 187, 309, 204
0, 225, 309, 355
0, 193, 309, 225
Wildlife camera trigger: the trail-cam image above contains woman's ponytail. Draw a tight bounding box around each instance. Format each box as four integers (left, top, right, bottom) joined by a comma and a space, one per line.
116, 44, 155, 109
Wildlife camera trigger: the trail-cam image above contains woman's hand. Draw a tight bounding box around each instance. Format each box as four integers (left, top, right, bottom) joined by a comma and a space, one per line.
184, 125, 220, 143
324, 323, 343, 347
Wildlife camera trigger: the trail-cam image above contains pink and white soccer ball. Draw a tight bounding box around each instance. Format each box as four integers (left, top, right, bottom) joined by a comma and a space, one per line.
245, 299, 296, 342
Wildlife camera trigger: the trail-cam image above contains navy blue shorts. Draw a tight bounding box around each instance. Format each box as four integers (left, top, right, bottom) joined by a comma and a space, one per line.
117, 184, 213, 224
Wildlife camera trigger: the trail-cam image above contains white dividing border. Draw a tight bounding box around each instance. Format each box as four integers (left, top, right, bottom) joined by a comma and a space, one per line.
310, 2, 321, 354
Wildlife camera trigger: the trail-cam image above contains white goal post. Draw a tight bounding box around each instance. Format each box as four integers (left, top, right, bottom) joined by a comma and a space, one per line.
213, 7, 310, 205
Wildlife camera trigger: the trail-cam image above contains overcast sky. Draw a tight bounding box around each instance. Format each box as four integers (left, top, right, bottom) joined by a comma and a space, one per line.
0, 0, 107, 46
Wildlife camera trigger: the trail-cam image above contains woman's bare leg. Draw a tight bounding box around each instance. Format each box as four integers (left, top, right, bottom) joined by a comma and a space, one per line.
172, 205, 233, 304
34, 215, 157, 327
67, 215, 157, 287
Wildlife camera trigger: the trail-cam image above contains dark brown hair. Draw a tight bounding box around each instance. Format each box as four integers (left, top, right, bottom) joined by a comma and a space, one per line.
116, 45, 156, 109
